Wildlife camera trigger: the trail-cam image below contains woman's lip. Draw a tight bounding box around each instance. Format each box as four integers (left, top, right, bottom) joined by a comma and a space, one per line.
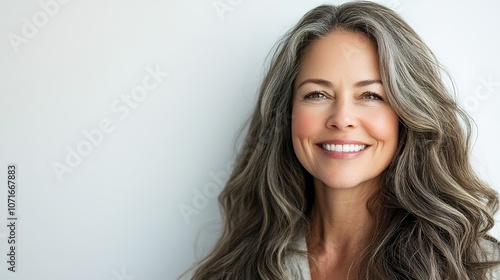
317, 139, 368, 145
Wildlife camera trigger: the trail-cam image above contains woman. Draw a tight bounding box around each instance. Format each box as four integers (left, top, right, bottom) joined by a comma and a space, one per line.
188, 1, 500, 279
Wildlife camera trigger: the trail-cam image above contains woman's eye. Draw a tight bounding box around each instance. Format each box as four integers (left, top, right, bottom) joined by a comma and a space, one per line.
362, 92, 383, 101
304, 91, 327, 100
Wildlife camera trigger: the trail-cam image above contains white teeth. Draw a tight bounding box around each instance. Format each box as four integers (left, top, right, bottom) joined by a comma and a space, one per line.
321, 144, 366, 152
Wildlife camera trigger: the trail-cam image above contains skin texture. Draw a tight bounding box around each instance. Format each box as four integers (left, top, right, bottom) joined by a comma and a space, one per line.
292, 30, 399, 279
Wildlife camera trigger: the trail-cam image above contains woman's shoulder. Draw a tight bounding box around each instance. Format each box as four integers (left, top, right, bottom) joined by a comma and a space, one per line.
283, 234, 500, 279
284, 230, 311, 280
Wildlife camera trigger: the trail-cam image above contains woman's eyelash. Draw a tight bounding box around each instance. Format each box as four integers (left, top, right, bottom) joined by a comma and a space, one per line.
362, 91, 384, 101
304, 91, 327, 100
303, 91, 384, 101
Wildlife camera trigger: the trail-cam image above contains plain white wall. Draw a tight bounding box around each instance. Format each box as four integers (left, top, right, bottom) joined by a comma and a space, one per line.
0, 0, 499, 279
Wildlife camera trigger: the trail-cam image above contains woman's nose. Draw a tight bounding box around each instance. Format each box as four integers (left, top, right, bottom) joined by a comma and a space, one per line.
326, 101, 358, 130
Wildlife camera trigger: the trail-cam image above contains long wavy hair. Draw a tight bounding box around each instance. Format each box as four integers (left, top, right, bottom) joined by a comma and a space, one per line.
187, 1, 499, 279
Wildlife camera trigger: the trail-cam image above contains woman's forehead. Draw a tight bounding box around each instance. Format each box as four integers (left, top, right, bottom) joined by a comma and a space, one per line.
295, 30, 380, 89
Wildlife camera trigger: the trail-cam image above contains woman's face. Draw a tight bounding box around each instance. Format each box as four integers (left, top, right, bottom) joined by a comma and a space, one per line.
292, 30, 399, 191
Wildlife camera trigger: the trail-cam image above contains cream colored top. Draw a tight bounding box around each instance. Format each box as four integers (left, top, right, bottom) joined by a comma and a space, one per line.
285, 232, 311, 280
285, 232, 500, 279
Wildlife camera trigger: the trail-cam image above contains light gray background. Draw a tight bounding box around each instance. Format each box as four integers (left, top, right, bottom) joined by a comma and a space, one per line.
0, 0, 499, 279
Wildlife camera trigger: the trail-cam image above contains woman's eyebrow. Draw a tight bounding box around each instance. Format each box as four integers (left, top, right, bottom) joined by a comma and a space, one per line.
354, 79, 382, 87
296, 78, 382, 90
296, 78, 333, 89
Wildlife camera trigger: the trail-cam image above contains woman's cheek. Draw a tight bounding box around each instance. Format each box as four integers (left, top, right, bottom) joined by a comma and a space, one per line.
292, 105, 326, 138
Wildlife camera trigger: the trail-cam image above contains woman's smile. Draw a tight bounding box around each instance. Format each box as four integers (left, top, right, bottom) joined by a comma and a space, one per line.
316, 140, 369, 159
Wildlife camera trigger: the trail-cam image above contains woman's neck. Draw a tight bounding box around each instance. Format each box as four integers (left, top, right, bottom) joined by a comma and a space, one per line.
306, 179, 380, 279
